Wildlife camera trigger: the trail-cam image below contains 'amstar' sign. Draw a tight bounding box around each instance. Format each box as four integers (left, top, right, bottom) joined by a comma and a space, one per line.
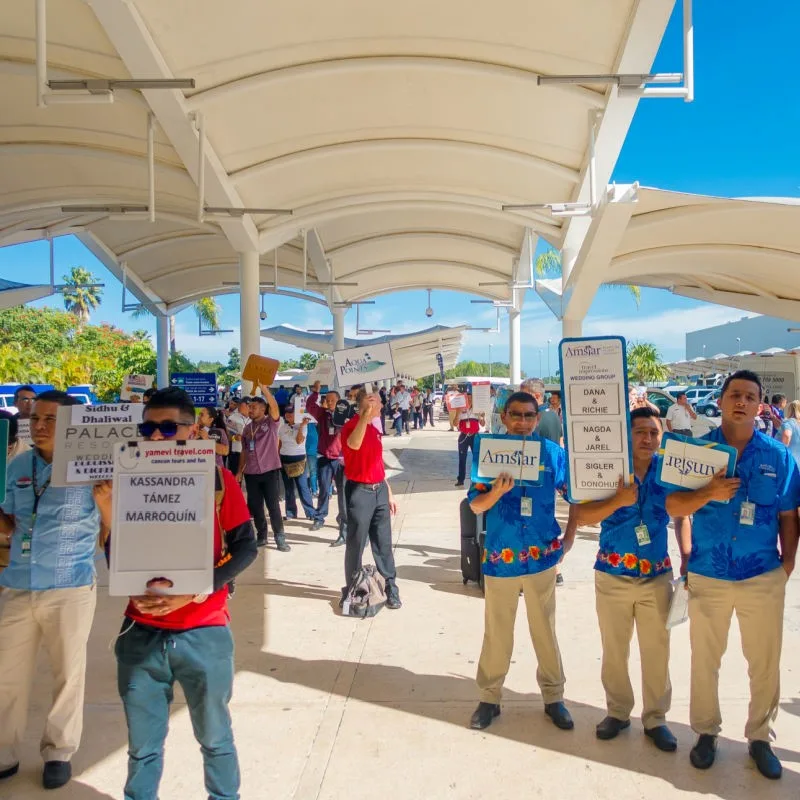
471, 434, 543, 486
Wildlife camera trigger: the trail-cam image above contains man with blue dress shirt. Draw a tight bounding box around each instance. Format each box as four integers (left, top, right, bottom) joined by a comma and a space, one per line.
574, 407, 690, 751
0, 391, 111, 791
666, 370, 799, 780
467, 391, 575, 731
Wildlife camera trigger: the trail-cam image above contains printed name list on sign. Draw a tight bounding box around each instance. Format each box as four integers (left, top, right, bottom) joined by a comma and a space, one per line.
656, 432, 737, 495
51, 403, 144, 487
109, 440, 216, 596
559, 337, 632, 501
471, 434, 543, 487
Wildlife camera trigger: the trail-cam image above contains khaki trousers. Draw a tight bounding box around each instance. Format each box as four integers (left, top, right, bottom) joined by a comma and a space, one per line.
688, 567, 787, 741
595, 571, 672, 728
476, 568, 565, 704
0, 585, 97, 767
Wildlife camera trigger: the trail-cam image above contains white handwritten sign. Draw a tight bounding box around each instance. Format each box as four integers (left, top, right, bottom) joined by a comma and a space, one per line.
656, 433, 736, 492
16, 418, 31, 446
52, 404, 144, 486
560, 337, 631, 501
109, 440, 215, 596
471, 434, 542, 486
332, 342, 395, 387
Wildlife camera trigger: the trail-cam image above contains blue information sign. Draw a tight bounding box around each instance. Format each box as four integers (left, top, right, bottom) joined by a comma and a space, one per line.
171, 373, 218, 406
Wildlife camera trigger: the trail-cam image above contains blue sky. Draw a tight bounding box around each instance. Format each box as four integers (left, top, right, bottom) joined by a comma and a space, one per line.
2, 0, 797, 375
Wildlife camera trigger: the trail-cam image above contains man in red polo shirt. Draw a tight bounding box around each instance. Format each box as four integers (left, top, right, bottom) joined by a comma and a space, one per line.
113, 387, 257, 800
341, 390, 401, 609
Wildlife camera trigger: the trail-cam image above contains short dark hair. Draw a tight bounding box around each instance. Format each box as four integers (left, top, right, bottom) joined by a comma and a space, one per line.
0, 409, 18, 444
630, 407, 660, 424
324, 390, 340, 401
721, 369, 762, 398
142, 388, 156, 402
503, 391, 539, 414
36, 390, 79, 407
771, 393, 786, 404
240, 396, 252, 404
13, 385, 36, 401
249, 396, 267, 408
144, 387, 195, 419
675, 391, 686, 399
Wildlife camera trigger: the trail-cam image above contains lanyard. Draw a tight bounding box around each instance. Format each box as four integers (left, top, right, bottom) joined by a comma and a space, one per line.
31, 454, 50, 529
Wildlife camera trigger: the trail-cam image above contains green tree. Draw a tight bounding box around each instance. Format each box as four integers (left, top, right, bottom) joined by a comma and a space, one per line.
169, 351, 197, 374
131, 297, 221, 354
535, 247, 641, 304
299, 352, 323, 371
226, 348, 241, 372
61, 266, 102, 325
627, 342, 669, 384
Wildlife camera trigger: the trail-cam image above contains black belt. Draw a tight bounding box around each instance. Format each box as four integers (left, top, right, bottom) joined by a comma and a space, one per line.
349, 480, 383, 491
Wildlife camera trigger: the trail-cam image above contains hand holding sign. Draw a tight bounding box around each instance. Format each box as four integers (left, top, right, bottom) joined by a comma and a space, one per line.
491, 473, 515, 498
615, 475, 638, 507
706, 469, 741, 502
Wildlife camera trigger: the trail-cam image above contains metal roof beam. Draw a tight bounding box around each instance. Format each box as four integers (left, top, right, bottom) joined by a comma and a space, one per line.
86, 0, 260, 253
306, 228, 344, 309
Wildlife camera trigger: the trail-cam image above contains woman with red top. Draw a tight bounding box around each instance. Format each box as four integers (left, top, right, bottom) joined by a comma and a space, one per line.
341, 389, 401, 609
113, 387, 257, 800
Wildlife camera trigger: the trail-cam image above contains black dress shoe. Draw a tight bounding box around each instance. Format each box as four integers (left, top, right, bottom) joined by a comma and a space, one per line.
0, 763, 19, 781
749, 740, 782, 779
544, 702, 574, 730
310, 520, 324, 532
645, 725, 678, 752
330, 534, 345, 548
256, 535, 268, 548
455, 481, 465, 488
386, 585, 402, 610
690, 734, 717, 770
596, 716, 630, 740
43, 761, 72, 790
470, 702, 500, 730
275, 536, 291, 552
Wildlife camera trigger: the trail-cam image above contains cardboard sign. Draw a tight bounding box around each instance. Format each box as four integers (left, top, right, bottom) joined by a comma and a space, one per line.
16, 417, 31, 446
656, 432, 737, 493
52, 404, 144, 486
242, 354, 280, 388
449, 393, 467, 410
309, 358, 335, 385
0, 418, 8, 503
471, 382, 492, 422
120, 374, 154, 401
560, 336, 631, 501
332, 342, 395, 387
109, 440, 216, 596
471, 433, 543, 486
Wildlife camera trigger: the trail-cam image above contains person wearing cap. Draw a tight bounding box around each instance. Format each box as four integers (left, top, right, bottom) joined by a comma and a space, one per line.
572, 406, 690, 752
666, 369, 799, 780
236, 386, 290, 552
341, 390, 401, 609
468, 391, 574, 732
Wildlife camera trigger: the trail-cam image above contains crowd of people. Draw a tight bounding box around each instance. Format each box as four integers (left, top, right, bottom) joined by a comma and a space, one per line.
0, 368, 798, 794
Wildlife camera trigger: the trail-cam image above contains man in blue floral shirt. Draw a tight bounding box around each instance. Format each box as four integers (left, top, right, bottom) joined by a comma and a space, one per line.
666, 370, 799, 780
467, 391, 574, 731
574, 407, 690, 752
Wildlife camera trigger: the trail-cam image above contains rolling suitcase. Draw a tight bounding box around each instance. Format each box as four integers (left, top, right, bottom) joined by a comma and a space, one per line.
459, 497, 484, 588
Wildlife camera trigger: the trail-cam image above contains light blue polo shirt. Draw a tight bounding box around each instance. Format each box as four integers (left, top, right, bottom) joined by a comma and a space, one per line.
684, 427, 799, 581
1, 449, 99, 591
468, 436, 566, 577
595, 455, 672, 578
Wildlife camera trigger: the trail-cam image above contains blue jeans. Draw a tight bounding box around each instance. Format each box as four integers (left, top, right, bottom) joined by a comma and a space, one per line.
116, 622, 240, 800
305, 453, 319, 494
281, 463, 316, 519
315, 456, 346, 531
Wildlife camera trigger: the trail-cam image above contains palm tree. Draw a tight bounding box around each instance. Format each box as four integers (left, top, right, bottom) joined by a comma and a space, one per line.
534, 248, 640, 304
61, 266, 102, 325
131, 297, 221, 354
627, 342, 670, 384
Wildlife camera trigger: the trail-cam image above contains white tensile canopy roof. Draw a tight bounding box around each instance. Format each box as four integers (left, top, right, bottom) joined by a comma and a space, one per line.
261, 324, 466, 380
0, 277, 53, 309
668, 347, 800, 378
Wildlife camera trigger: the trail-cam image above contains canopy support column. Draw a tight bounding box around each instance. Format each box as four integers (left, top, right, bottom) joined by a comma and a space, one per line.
156, 313, 169, 388
509, 306, 521, 385
332, 307, 345, 351
239, 251, 261, 392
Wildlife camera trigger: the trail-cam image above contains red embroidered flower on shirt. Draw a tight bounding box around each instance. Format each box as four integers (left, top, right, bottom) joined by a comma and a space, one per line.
501, 548, 515, 564
607, 552, 622, 568
528, 545, 541, 560
639, 559, 652, 576
622, 553, 639, 570
489, 551, 502, 564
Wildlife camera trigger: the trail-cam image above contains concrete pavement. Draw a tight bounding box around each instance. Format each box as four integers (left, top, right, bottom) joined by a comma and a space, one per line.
3, 426, 799, 799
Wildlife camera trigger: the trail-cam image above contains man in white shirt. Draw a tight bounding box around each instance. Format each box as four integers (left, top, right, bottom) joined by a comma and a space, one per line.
665, 392, 696, 437
394, 384, 412, 434
226, 397, 250, 476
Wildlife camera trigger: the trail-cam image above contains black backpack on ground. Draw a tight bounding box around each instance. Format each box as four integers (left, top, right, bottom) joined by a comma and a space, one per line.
459, 497, 485, 592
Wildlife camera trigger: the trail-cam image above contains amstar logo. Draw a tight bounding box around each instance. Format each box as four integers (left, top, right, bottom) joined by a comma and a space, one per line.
481, 448, 539, 467
564, 345, 600, 358
664, 455, 716, 478
338, 352, 387, 376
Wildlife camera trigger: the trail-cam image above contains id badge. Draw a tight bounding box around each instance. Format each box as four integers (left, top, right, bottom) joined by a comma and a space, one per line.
635, 524, 651, 546
520, 497, 533, 517
248, 440, 255, 452
328, 425, 335, 436
739, 501, 755, 526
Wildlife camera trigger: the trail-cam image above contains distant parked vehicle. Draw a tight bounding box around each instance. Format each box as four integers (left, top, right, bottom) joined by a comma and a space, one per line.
697, 390, 721, 417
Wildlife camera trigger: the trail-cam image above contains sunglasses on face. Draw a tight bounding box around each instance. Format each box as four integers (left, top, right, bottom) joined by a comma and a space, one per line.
507, 411, 537, 421
138, 420, 193, 438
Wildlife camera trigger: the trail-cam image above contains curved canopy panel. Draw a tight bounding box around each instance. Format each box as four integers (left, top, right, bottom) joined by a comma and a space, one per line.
0, 278, 53, 309
605, 188, 800, 320
0, 0, 676, 311
261, 324, 466, 380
